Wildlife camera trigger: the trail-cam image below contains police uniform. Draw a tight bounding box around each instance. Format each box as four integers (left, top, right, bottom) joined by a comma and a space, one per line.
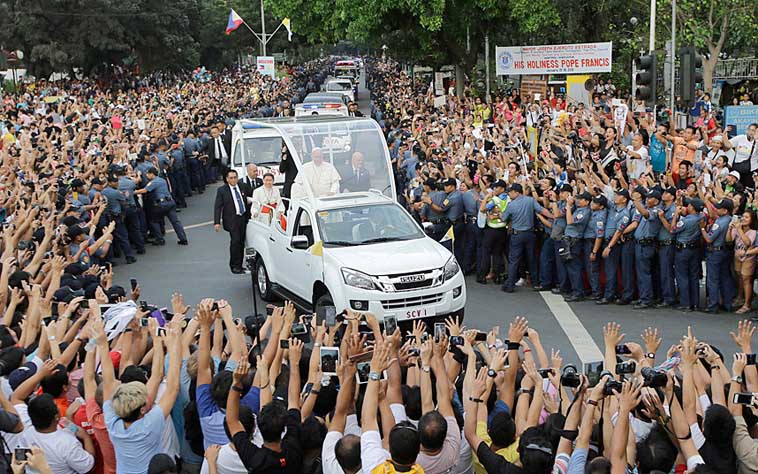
461, 188, 481, 274
600, 191, 632, 303
183, 135, 205, 193
169, 146, 189, 207
632, 191, 662, 307
477, 182, 509, 284
438, 181, 464, 255
704, 199, 736, 312
422, 186, 449, 241
656, 193, 677, 306
563, 194, 590, 299
119, 175, 145, 254
145, 174, 188, 244
672, 200, 704, 310
102, 182, 135, 261
501, 184, 544, 292
552, 198, 571, 293
583, 197, 607, 299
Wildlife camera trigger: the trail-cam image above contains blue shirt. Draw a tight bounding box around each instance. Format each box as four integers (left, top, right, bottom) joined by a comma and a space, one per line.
462, 190, 479, 216
707, 215, 731, 246
605, 204, 631, 238
145, 177, 172, 200
183, 137, 198, 157
650, 135, 666, 173
584, 209, 608, 239
441, 190, 464, 221
633, 205, 661, 239
104, 401, 165, 474
101, 186, 125, 215
170, 148, 185, 170
196, 383, 260, 449
657, 204, 676, 240
426, 191, 447, 221
502, 195, 544, 231
672, 213, 703, 242
565, 205, 589, 238
118, 177, 138, 207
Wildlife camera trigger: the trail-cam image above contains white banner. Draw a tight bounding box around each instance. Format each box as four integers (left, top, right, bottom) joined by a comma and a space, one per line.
495, 42, 612, 76
256, 56, 276, 78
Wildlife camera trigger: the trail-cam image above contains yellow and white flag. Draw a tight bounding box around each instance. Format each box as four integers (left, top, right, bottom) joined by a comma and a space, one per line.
282, 18, 293, 41
440, 226, 455, 243
309, 240, 323, 257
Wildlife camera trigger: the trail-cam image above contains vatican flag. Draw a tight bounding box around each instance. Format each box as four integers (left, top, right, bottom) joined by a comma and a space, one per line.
309, 240, 323, 257
440, 226, 454, 243
282, 18, 293, 41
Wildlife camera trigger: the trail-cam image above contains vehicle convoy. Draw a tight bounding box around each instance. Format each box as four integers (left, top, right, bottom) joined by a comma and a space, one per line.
240, 116, 466, 325
294, 93, 348, 117
324, 78, 356, 103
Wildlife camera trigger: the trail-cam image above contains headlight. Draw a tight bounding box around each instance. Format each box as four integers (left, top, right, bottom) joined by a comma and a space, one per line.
341, 268, 376, 290
443, 257, 460, 281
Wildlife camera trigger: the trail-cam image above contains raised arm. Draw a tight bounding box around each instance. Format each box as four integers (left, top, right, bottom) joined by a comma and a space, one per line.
157, 321, 182, 417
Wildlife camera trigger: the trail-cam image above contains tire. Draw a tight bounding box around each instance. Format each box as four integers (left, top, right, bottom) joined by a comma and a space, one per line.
314, 292, 334, 325
255, 258, 274, 302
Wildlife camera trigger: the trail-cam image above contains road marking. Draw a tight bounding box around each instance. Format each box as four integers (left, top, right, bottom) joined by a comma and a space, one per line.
166, 220, 214, 233
539, 292, 604, 364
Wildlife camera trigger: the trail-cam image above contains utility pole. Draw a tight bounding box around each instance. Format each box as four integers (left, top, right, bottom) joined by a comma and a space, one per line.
649, 0, 656, 52
261, 0, 267, 56
485, 32, 490, 103
669, 0, 676, 113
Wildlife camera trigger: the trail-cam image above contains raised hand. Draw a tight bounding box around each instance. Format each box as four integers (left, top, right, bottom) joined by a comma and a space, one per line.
603, 322, 625, 347
731, 320, 755, 353
641, 327, 662, 355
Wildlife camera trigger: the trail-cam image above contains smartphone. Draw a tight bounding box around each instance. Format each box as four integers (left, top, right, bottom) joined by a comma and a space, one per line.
325, 306, 336, 327
80, 300, 89, 309
291, 323, 307, 335
384, 315, 398, 336
747, 353, 757, 366
355, 361, 387, 384
474, 332, 488, 342
156, 328, 166, 337
211, 301, 219, 312
140, 317, 149, 327
14, 448, 30, 462
320, 346, 340, 375
99, 303, 115, 313
130, 278, 138, 291
584, 361, 604, 386
733, 392, 756, 405
405, 335, 417, 343
434, 322, 446, 342
615, 344, 631, 355
450, 335, 464, 346
538, 368, 554, 379
280, 339, 289, 349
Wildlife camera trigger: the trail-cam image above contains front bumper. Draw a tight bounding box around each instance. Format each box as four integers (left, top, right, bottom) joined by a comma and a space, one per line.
332, 270, 466, 321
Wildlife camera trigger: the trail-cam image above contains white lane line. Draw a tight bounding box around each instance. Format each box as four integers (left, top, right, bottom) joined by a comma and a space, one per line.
539, 292, 604, 364
166, 220, 214, 233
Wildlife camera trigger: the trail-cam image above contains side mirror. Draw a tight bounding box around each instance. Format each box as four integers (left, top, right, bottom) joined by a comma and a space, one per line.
291, 235, 309, 250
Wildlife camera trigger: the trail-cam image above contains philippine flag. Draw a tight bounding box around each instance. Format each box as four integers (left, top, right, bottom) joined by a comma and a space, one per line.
226, 9, 244, 35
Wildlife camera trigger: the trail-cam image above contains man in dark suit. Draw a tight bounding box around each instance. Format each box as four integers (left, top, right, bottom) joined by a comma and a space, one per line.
341, 152, 371, 192
207, 125, 232, 181
348, 102, 364, 117
242, 164, 263, 189
214, 169, 253, 274
278, 145, 298, 201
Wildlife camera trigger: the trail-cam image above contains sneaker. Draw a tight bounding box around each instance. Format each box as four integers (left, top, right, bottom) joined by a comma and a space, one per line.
515, 278, 527, 287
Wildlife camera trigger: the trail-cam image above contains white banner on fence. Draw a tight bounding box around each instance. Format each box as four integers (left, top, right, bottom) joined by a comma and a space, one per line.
495, 42, 612, 76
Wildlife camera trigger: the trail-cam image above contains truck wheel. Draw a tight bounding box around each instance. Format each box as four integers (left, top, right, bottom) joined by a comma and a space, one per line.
314, 292, 334, 324
255, 258, 274, 301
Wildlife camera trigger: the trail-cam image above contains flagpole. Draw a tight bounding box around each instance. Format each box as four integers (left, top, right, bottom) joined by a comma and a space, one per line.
260, 0, 267, 56
265, 22, 284, 45
241, 20, 262, 43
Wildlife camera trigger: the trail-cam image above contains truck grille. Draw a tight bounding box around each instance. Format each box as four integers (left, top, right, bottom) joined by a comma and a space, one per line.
393, 280, 434, 291
375, 268, 441, 293
381, 293, 444, 310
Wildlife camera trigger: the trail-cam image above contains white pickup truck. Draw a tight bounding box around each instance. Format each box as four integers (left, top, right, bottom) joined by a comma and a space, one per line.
249, 192, 466, 325
240, 116, 466, 326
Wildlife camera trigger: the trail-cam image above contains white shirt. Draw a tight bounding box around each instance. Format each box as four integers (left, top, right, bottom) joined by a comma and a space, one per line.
229, 184, 245, 215
200, 444, 247, 474
730, 134, 758, 169
298, 161, 341, 197
625, 145, 650, 180
323, 431, 364, 474
215, 137, 228, 161
360, 430, 391, 474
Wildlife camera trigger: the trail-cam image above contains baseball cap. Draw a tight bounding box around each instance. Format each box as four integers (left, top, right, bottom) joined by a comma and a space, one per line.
146, 167, 159, 175
107, 174, 119, 183
91, 177, 104, 186
729, 170, 741, 180
684, 198, 705, 212
509, 183, 523, 193
67, 225, 86, 239
491, 180, 507, 189
558, 183, 573, 193
633, 185, 647, 196
614, 188, 630, 199
592, 195, 608, 207
662, 187, 677, 197
69, 178, 85, 188
647, 189, 662, 201
711, 135, 723, 142
8, 361, 37, 391
442, 178, 457, 188
714, 198, 734, 211
576, 191, 592, 201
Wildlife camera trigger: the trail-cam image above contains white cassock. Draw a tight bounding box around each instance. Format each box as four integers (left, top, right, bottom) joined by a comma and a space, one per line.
297, 161, 341, 197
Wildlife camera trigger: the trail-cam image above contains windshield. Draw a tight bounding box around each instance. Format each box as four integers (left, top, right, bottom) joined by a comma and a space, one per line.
303, 94, 344, 104
242, 136, 282, 167
317, 204, 424, 246
279, 119, 395, 199
327, 82, 352, 91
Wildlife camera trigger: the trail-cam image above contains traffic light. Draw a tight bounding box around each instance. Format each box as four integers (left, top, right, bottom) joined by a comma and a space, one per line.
678, 46, 703, 106
635, 54, 656, 108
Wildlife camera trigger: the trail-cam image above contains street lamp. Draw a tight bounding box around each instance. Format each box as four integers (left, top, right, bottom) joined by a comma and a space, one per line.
6, 50, 23, 97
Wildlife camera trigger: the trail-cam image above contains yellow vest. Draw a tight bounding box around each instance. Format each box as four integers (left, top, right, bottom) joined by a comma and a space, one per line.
371, 461, 425, 474
486, 196, 508, 228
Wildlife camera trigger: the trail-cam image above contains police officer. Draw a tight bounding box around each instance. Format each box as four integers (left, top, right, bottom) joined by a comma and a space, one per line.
700, 198, 735, 313
476, 180, 509, 284
169, 141, 189, 208
549, 184, 573, 295
656, 187, 678, 307
563, 191, 591, 301
184, 130, 204, 193
134, 167, 188, 246
584, 195, 608, 299
598, 189, 632, 305
500, 182, 552, 293
460, 181, 481, 275
118, 170, 145, 255
672, 198, 705, 311
420, 179, 451, 243
102, 175, 136, 264
631, 189, 662, 309
535, 178, 557, 291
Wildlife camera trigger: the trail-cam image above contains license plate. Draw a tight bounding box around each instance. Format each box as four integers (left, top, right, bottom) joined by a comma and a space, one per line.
403, 307, 436, 320
399, 274, 424, 283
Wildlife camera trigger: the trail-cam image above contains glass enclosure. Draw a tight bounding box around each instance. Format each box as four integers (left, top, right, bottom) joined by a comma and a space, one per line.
317, 204, 424, 247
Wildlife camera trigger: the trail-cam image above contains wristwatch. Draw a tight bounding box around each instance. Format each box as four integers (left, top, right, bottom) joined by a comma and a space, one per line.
421, 366, 431, 373
231, 385, 245, 393
646, 352, 656, 359
368, 371, 382, 381
732, 375, 744, 384
487, 368, 497, 378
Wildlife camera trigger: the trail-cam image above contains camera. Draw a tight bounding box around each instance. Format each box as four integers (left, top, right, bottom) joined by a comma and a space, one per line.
560, 364, 581, 388
641, 367, 667, 388
604, 379, 623, 396
616, 360, 636, 375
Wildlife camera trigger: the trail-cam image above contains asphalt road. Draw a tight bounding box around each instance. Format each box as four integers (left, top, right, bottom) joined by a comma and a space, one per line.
113, 67, 749, 370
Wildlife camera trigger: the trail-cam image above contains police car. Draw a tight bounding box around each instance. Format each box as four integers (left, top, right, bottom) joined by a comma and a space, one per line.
324, 78, 355, 103
294, 101, 348, 118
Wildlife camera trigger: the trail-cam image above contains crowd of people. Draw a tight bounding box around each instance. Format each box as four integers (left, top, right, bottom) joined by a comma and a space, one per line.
367, 59, 758, 313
